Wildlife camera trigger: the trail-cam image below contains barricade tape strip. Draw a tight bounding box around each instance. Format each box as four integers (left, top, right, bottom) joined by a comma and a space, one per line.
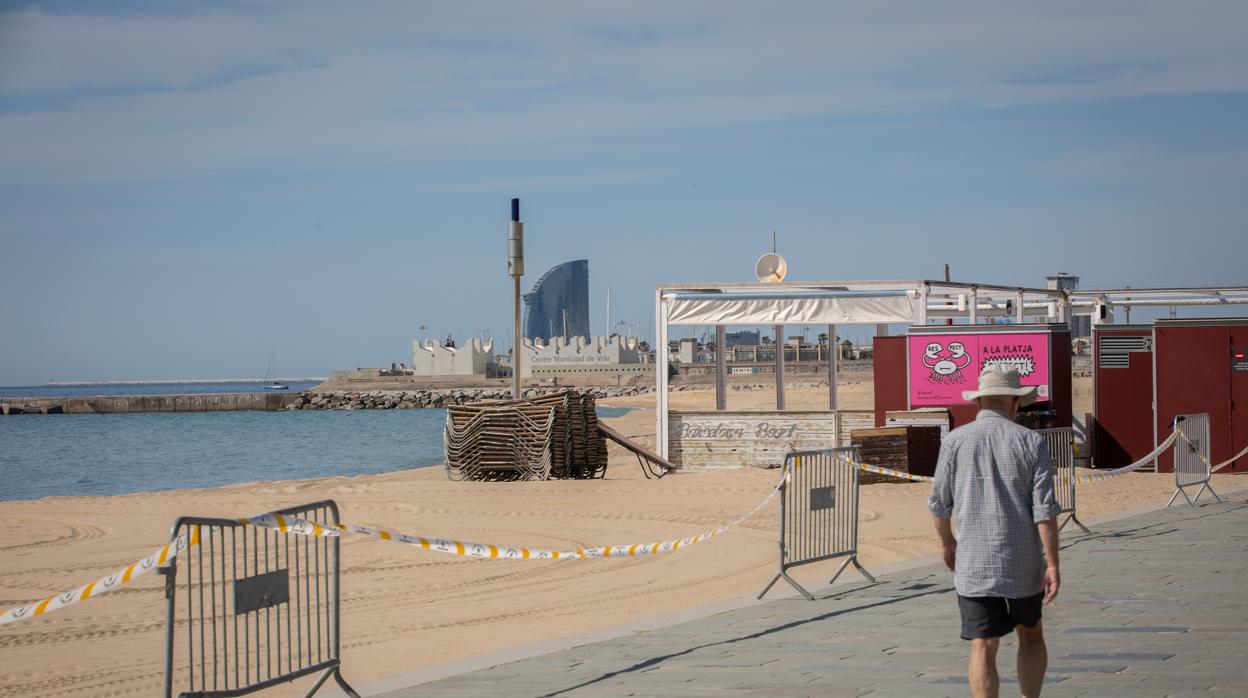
1176, 431, 1248, 474
1211, 444, 1248, 473
0, 453, 972, 627
0, 511, 337, 627
10, 431, 1206, 629
0, 531, 190, 627
240, 512, 341, 538
0, 470, 790, 626
1075, 431, 1179, 484
852, 461, 935, 483
849, 430, 1186, 486
289, 471, 788, 560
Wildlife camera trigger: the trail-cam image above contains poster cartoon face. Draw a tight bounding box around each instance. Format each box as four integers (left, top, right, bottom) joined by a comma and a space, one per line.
908, 333, 1050, 406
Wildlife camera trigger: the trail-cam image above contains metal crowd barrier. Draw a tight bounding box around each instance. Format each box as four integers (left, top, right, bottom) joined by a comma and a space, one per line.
1168, 414, 1221, 507
160, 500, 358, 698
758, 447, 875, 601
1036, 427, 1089, 534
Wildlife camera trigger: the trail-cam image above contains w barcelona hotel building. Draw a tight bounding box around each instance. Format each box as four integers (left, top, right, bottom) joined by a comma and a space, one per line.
524, 259, 590, 341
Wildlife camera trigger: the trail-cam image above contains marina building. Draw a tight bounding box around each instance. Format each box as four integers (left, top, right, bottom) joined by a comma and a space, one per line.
519, 335, 647, 379
410, 338, 496, 377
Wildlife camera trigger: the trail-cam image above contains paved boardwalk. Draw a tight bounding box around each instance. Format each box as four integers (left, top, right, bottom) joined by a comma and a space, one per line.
378, 496, 1248, 697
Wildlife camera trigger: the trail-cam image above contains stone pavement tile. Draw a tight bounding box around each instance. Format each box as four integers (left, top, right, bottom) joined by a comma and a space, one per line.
377, 498, 1248, 698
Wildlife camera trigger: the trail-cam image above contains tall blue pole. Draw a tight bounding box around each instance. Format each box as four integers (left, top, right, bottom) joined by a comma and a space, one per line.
508, 198, 524, 398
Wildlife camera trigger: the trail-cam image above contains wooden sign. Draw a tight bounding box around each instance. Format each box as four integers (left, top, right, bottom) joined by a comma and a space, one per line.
668, 410, 873, 469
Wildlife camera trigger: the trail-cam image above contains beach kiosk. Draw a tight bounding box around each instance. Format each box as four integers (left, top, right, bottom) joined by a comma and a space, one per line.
1072, 286, 1248, 471
1093, 316, 1248, 472
655, 279, 1069, 468
873, 324, 1074, 431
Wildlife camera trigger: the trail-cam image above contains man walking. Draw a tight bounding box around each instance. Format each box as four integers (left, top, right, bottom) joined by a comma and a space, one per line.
928, 365, 1062, 698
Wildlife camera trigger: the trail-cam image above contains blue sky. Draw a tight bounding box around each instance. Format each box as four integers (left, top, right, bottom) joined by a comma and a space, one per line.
2, 2, 1246, 384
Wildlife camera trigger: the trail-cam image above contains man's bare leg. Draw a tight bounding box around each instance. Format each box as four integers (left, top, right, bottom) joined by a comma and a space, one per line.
1016, 622, 1047, 697
969, 637, 1000, 698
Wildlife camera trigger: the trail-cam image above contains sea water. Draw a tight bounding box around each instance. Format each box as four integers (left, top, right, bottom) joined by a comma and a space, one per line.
0, 381, 321, 398
0, 406, 634, 501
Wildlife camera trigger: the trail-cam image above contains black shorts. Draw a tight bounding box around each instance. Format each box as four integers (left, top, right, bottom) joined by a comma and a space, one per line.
958, 593, 1043, 640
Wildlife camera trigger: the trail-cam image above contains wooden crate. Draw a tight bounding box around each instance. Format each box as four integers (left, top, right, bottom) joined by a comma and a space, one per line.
850, 426, 942, 483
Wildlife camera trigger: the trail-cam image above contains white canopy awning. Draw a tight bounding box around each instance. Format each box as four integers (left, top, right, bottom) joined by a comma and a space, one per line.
662, 290, 918, 326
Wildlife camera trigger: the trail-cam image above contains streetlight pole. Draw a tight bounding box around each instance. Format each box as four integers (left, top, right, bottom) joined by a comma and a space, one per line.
508, 198, 524, 399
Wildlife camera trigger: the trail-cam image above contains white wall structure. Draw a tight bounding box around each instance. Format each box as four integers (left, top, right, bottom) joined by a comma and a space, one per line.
411, 338, 495, 376
677, 337, 698, 364
520, 335, 643, 377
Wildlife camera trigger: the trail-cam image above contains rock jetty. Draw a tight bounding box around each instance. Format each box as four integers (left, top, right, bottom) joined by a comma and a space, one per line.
285, 386, 652, 410
283, 380, 854, 410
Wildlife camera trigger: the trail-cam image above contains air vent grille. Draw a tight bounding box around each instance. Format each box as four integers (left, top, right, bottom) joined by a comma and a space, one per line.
1102, 336, 1148, 352
1099, 353, 1130, 369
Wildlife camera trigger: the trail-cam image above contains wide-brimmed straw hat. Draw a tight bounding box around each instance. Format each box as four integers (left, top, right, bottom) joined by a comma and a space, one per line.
962, 364, 1037, 405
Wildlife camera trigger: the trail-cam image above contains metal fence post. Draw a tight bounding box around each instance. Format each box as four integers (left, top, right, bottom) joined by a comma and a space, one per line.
758, 448, 875, 600
1037, 427, 1089, 534
160, 563, 177, 698
1167, 414, 1220, 507
163, 500, 358, 698
758, 474, 808, 600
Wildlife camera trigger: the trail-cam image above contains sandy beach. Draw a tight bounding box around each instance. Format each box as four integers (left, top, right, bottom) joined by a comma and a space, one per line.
0, 381, 1237, 697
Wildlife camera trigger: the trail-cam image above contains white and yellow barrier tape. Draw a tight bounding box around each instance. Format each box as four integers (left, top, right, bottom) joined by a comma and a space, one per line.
268, 467, 789, 561
1075, 431, 1179, 484
1, 529, 189, 627
0, 470, 789, 626
1176, 431, 1248, 475
307, 454, 936, 559
11, 430, 1209, 629
0, 512, 338, 628
238, 512, 342, 538
852, 461, 935, 483
1210, 445, 1248, 474
2, 454, 930, 628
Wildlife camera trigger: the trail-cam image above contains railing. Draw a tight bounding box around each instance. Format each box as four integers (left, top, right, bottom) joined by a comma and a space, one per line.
1168, 414, 1221, 507
161, 500, 357, 698
1036, 427, 1089, 533
758, 447, 875, 600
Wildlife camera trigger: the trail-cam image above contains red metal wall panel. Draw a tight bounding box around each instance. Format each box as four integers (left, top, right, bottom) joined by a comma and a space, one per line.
948, 403, 979, 430
1093, 328, 1154, 467
1048, 330, 1074, 428
873, 336, 908, 427
1230, 326, 1248, 473
1155, 325, 1232, 473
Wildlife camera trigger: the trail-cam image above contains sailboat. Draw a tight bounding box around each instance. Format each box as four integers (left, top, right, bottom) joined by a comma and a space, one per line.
263, 351, 289, 390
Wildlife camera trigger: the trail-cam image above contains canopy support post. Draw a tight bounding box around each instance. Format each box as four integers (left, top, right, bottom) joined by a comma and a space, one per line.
775, 323, 785, 410
715, 325, 727, 411
656, 289, 669, 459
827, 324, 838, 410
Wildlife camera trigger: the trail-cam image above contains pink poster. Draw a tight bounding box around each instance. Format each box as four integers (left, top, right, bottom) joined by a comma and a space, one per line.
908, 332, 1050, 406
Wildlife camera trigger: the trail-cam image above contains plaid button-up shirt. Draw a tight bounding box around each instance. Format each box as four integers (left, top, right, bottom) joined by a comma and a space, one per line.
927, 409, 1061, 598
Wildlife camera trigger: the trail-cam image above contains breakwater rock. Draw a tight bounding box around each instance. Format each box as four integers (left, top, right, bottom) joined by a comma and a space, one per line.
286, 386, 652, 410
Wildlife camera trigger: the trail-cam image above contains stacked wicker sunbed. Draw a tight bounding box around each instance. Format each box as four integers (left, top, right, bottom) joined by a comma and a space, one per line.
444, 390, 608, 481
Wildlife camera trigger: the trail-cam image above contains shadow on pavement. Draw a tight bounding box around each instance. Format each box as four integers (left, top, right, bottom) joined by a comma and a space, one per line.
535, 582, 954, 698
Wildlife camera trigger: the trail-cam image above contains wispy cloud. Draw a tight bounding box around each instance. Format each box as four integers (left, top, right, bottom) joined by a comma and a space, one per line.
2, 1, 1247, 182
